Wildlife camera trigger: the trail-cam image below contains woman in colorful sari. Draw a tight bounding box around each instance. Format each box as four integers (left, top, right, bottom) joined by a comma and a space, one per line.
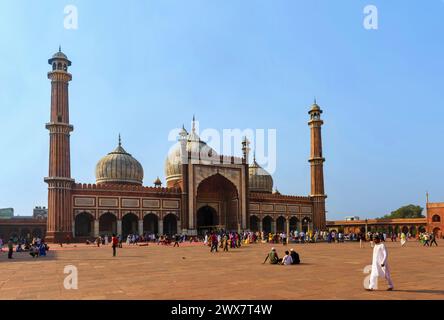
223, 234, 229, 251
400, 232, 407, 247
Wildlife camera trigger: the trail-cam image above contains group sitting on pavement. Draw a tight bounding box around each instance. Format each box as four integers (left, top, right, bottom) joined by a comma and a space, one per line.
263, 247, 301, 265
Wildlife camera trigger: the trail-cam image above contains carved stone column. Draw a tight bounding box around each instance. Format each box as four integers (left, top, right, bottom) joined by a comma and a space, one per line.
271, 220, 276, 234
117, 220, 122, 236
94, 220, 99, 237
138, 220, 143, 235
158, 219, 164, 235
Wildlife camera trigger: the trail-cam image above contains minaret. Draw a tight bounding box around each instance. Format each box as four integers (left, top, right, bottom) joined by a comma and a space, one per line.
308, 99, 327, 231
179, 123, 189, 232
241, 136, 250, 229
241, 136, 250, 162
44, 47, 74, 243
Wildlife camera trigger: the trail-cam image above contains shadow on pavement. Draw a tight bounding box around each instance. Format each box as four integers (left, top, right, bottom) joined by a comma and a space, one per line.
393, 289, 444, 295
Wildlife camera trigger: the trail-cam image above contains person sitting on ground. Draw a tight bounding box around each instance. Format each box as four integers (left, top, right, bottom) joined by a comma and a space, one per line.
263, 247, 279, 264
290, 248, 300, 264
38, 242, 47, 256
281, 250, 293, 265
29, 244, 39, 258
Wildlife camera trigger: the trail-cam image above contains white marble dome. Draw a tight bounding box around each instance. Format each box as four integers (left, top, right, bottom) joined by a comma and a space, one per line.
96, 139, 144, 186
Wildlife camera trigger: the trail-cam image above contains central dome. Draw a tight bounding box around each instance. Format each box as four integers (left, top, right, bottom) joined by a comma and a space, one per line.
249, 156, 273, 193
96, 137, 144, 185
165, 121, 217, 187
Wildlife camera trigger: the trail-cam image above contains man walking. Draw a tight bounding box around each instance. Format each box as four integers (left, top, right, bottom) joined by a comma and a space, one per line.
367, 235, 394, 291
210, 233, 218, 252
430, 233, 438, 247
423, 233, 430, 247
111, 234, 118, 257
173, 234, 180, 247
118, 234, 123, 248
7, 238, 13, 259
369, 233, 374, 248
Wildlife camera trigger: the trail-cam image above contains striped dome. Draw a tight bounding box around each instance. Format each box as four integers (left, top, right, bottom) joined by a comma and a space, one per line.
249, 158, 273, 193
95, 139, 144, 185
165, 122, 217, 187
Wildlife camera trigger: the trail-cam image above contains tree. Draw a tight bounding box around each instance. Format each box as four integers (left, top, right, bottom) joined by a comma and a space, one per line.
381, 204, 424, 219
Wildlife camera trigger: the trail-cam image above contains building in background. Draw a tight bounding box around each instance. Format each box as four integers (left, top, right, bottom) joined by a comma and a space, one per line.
426, 196, 443, 238
33, 206, 48, 219
0, 208, 14, 219
344, 216, 360, 221
0, 207, 46, 240
327, 195, 443, 239
326, 218, 427, 237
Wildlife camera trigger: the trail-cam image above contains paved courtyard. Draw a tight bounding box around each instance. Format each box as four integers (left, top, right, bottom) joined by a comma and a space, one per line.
0, 240, 443, 300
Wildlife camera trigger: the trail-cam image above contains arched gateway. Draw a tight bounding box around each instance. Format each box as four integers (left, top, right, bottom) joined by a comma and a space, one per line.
196, 173, 239, 234
122, 213, 138, 237
75, 212, 94, 237
197, 205, 218, 235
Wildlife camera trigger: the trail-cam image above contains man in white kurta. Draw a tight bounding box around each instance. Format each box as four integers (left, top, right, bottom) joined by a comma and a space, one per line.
368, 235, 394, 290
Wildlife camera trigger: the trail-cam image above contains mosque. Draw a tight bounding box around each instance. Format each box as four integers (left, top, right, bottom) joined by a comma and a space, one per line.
44, 48, 327, 243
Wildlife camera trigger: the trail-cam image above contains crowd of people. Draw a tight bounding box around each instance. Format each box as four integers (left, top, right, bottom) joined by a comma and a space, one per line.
419, 232, 439, 246
88, 233, 200, 248
0, 236, 49, 259
1, 227, 439, 261
204, 231, 244, 252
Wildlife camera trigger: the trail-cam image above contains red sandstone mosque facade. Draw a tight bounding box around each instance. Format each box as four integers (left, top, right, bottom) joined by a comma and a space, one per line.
43, 49, 327, 243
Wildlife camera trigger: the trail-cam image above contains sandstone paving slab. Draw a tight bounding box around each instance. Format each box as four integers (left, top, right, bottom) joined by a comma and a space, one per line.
0, 241, 443, 300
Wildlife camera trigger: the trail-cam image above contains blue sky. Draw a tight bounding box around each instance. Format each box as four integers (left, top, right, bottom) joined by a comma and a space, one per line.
0, 0, 443, 220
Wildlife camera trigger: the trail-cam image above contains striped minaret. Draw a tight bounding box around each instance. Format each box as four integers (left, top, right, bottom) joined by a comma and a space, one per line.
44, 47, 74, 243
308, 99, 327, 231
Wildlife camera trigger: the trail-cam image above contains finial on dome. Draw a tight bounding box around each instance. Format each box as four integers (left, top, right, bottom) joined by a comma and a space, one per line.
59, 45, 61, 52
309, 98, 322, 115
192, 114, 196, 132
118, 133, 122, 147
